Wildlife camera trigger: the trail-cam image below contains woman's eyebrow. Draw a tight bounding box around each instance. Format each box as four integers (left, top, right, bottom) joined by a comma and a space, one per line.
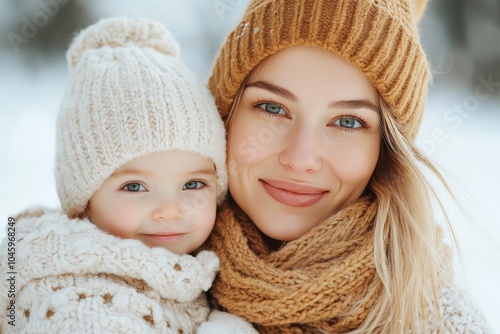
245, 80, 298, 102
245, 80, 377, 112
329, 99, 378, 112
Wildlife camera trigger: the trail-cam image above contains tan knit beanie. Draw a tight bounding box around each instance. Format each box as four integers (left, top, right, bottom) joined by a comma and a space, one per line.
209, 0, 431, 139
56, 17, 227, 217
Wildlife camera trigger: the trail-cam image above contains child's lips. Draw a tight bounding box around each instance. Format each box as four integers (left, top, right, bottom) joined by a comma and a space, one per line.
141, 233, 185, 243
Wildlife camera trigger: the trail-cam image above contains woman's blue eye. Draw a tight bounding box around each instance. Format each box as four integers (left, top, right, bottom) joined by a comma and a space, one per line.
334, 117, 363, 129
183, 181, 204, 190
123, 183, 146, 192
257, 103, 286, 115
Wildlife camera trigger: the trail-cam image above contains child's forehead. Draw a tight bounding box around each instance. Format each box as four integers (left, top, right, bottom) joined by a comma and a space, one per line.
111, 151, 216, 178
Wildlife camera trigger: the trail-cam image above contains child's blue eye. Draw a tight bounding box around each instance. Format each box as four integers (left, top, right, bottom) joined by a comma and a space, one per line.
257, 102, 286, 115
183, 181, 204, 190
123, 183, 146, 192
333, 117, 363, 129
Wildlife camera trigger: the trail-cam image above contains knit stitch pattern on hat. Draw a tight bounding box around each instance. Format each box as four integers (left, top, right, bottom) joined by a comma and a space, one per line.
56, 17, 227, 217
209, 0, 431, 139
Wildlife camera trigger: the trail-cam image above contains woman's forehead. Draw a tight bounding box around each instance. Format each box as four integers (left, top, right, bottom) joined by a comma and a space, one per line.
247, 45, 377, 102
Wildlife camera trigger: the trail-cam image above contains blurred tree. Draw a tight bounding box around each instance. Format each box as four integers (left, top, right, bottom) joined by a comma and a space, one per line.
436, 0, 500, 92
3, 0, 94, 62
462, 0, 500, 89
435, 0, 467, 47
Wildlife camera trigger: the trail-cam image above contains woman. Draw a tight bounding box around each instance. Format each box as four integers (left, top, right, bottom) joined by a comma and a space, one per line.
206, 0, 491, 333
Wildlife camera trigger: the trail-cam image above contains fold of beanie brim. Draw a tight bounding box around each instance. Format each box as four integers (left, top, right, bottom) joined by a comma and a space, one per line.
209, 0, 431, 139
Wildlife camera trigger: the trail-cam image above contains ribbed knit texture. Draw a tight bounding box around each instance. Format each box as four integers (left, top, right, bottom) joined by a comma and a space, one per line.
209, 0, 431, 139
210, 196, 383, 333
56, 17, 227, 217
208, 197, 492, 333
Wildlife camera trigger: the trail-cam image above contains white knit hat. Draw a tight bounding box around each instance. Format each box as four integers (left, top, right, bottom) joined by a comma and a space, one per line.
55, 17, 227, 217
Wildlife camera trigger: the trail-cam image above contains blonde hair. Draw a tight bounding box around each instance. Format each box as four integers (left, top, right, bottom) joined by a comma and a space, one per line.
224, 70, 454, 333
352, 97, 452, 333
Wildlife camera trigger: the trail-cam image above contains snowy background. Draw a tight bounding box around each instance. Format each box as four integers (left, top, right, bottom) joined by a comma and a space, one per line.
1, 0, 499, 331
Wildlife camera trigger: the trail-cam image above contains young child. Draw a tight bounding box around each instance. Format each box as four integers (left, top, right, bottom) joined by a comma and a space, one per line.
0, 17, 255, 333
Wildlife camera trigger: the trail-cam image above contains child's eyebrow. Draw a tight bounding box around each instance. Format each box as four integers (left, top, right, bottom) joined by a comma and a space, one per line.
110, 168, 151, 178
186, 168, 216, 177
111, 168, 216, 178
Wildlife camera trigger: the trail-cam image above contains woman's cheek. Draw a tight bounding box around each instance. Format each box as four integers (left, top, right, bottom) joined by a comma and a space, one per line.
231, 119, 288, 169
333, 141, 380, 185
228, 117, 255, 167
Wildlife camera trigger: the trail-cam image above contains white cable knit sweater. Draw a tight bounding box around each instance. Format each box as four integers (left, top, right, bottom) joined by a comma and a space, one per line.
429, 286, 492, 333
0, 208, 256, 334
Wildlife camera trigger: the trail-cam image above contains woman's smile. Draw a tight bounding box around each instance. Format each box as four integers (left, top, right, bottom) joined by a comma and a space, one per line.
259, 179, 329, 207
226, 46, 381, 241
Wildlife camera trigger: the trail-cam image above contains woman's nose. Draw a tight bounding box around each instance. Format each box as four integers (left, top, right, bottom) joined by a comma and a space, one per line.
279, 123, 322, 173
152, 197, 183, 222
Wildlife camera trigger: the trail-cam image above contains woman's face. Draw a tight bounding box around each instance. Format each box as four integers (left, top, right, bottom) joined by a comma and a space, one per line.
227, 46, 382, 241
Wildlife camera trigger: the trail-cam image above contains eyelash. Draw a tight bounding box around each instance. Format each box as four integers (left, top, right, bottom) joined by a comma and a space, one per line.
333, 113, 371, 132
121, 181, 147, 192
120, 180, 209, 192
251, 99, 371, 132
252, 99, 289, 118
182, 180, 207, 190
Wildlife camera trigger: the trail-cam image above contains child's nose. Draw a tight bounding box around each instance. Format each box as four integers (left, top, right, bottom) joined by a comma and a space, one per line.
152, 198, 183, 222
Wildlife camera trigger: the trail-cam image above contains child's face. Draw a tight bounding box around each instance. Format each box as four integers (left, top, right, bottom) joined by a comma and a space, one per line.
87, 150, 217, 254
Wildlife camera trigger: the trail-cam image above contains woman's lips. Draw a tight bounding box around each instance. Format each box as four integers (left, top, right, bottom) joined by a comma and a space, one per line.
259, 179, 328, 207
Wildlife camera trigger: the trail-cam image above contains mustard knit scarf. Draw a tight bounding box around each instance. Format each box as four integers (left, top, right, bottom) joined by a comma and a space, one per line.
209, 195, 383, 333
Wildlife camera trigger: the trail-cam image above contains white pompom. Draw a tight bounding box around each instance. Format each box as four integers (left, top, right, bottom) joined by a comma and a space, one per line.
66, 17, 180, 69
